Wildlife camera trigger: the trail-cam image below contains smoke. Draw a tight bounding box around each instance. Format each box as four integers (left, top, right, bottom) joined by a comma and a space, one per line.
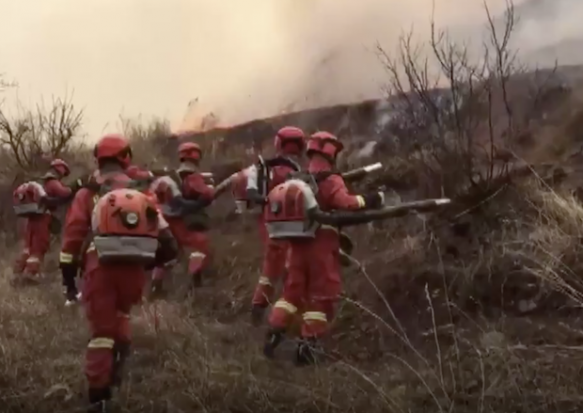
176, 0, 517, 132
0, 0, 579, 138
512, 0, 583, 51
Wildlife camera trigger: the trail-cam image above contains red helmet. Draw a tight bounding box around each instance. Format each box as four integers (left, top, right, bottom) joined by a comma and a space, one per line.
94, 134, 132, 166
274, 126, 305, 155
50, 158, 70, 177
178, 142, 202, 163
306, 131, 344, 161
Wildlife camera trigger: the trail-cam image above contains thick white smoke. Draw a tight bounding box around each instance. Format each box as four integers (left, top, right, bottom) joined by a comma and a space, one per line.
0, 0, 579, 138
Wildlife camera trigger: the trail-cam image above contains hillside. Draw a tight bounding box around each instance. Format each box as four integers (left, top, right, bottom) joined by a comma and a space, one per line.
178, 65, 583, 164
3, 58, 583, 413
5, 0, 583, 409
524, 38, 583, 67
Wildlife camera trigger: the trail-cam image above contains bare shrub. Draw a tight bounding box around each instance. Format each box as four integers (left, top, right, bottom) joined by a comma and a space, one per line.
0, 94, 83, 180
0, 73, 17, 92
376, 0, 561, 199
119, 116, 173, 169
0, 95, 84, 237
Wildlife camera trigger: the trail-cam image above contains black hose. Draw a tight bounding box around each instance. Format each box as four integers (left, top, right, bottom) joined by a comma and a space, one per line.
310, 199, 451, 227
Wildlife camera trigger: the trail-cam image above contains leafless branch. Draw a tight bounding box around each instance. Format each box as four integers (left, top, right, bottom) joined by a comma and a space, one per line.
376, 0, 557, 199
0, 93, 83, 174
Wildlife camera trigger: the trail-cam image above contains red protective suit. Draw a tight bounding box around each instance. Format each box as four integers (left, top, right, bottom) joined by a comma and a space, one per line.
151, 170, 215, 287
251, 162, 299, 311
266, 156, 371, 350
59, 167, 177, 405
13, 174, 72, 279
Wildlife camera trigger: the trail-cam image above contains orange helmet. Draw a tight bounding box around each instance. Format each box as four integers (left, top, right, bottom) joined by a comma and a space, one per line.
274, 126, 305, 155
50, 159, 70, 177
94, 134, 132, 167
306, 131, 344, 161
178, 142, 202, 163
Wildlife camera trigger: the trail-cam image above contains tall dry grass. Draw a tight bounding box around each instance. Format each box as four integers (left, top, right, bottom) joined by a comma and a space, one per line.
2, 89, 583, 411
2, 167, 583, 412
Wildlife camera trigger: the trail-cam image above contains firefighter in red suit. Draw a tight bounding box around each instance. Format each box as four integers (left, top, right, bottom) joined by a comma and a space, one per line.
150, 142, 215, 294
13, 158, 76, 281
247, 126, 306, 325
63, 161, 157, 306
59, 134, 178, 412
264, 131, 384, 365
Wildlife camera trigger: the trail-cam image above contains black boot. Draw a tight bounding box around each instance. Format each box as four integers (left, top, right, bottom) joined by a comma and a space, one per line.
263, 328, 285, 359
251, 304, 267, 327
64, 287, 80, 306
294, 337, 321, 366
192, 271, 203, 288
111, 342, 131, 388
88, 387, 112, 413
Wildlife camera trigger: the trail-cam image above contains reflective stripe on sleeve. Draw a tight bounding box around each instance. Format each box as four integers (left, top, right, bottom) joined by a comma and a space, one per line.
87, 337, 115, 349
274, 300, 297, 314
302, 311, 327, 322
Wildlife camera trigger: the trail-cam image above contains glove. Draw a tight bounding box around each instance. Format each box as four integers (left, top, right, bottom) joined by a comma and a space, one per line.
70, 178, 84, 193
246, 188, 266, 206
60, 262, 79, 295
150, 229, 179, 270
171, 196, 208, 213
49, 215, 62, 235
84, 174, 101, 192
362, 192, 384, 209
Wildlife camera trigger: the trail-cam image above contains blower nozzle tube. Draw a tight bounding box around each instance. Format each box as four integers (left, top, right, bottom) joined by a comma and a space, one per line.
310, 198, 451, 227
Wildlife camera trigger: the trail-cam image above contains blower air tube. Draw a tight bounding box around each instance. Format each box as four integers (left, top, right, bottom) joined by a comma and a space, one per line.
341, 162, 382, 181
212, 173, 237, 200
310, 198, 451, 227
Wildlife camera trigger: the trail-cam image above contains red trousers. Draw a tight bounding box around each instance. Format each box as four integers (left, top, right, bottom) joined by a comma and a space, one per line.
268, 228, 342, 338
251, 238, 290, 307
82, 253, 145, 390
152, 218, 210, 281
13, 214, 52, 277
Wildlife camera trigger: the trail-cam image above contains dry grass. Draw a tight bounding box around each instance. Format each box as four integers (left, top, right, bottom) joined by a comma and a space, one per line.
511, 181, 583, 306
3, 174, 583, 413
3, 95, 583, 411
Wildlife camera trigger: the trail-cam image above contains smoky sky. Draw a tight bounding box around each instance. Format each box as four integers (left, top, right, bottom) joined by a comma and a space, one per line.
0, 0, 579, 139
